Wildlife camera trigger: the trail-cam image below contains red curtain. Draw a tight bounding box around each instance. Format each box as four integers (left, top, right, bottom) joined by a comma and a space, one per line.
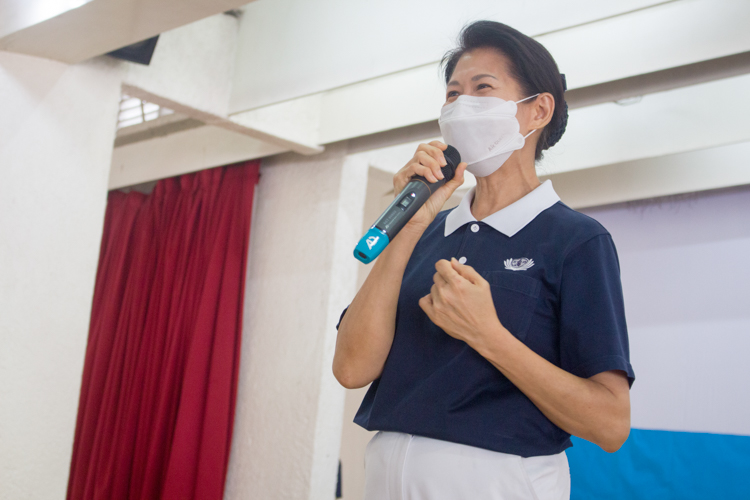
67, 161, 260, 500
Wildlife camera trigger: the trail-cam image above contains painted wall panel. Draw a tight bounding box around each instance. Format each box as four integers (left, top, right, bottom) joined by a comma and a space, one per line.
627, 320, 750, 435
583, 186, 750, 435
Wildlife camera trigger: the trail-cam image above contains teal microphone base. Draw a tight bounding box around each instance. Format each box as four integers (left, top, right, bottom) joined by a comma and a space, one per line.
354, 228, 390, 264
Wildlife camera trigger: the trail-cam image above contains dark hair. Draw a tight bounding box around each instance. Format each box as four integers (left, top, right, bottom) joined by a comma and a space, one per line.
441, 21, 568, 161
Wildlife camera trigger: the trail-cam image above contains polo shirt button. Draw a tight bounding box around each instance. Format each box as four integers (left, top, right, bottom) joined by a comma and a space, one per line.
458, 256, 467, 264
471, 224, 479, 233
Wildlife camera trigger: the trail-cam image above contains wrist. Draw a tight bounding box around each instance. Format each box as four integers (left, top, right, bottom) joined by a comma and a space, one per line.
374, 222, 425, 269
473, 321, 514, 363
401, 220, 430, 237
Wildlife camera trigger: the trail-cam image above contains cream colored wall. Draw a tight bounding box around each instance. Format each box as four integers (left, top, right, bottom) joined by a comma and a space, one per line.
0, 52, 122, 499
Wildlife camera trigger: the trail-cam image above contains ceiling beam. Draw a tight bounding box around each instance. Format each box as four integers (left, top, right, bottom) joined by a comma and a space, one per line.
543, 140, 750, 209
539, 73, 750, 175
109, 124, 286, 189
566, 51, 750, 109
123, 84, 324, 156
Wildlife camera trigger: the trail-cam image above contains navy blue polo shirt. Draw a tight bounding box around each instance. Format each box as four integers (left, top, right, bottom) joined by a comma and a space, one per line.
345, 180, 635, 458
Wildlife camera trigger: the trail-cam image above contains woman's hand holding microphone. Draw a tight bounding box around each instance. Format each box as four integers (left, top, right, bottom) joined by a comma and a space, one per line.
393, 141, 467, 231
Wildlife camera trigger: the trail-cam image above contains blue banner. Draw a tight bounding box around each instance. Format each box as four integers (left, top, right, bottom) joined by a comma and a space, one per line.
568, 429, 750, 499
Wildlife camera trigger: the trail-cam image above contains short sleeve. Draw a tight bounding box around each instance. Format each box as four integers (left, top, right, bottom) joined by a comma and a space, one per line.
336, 307, 348, 330
559, 234, 635, 386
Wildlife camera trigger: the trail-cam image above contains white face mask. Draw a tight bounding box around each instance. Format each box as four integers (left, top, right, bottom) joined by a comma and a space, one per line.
438, 94, 537, 177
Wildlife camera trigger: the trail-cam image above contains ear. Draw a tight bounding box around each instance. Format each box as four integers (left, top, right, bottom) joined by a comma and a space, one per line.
528, 92, 555, 130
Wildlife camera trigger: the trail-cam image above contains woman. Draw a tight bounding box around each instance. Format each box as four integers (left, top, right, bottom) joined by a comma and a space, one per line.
333, 21, 634, 500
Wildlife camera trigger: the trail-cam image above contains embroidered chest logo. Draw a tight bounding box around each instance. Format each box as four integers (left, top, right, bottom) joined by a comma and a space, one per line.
504, 258, 535, 271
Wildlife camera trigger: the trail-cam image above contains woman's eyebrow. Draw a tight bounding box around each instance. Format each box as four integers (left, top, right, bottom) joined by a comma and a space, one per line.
447, 74, 498, 87
472, 74, 498, 82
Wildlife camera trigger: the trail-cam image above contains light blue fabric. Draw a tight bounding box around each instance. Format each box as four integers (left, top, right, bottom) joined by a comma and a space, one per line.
568, 428, 750, 499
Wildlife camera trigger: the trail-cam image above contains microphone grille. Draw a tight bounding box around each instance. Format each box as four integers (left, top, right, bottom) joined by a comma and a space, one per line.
441, 145, 461, 181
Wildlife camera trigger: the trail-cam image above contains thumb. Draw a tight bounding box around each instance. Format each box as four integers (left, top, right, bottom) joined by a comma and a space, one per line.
446, 162, 467, 190
451, 257, 484, 285
423, 162, 466, 211
433, 162, 467, 201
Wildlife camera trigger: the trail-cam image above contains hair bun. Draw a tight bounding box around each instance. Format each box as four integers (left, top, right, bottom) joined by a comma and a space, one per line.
546, 100, 568, 149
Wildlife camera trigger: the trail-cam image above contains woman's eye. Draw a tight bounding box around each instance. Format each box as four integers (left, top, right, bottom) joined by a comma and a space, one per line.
446, 91, 460, 99
477, 83, 492, 90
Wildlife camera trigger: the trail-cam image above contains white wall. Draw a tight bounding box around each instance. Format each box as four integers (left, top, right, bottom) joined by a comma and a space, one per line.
225, 144, 369, 500
0, 52, 122, 499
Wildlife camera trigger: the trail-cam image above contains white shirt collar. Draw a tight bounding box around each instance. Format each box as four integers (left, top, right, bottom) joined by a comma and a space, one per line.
444, 180, 560, 237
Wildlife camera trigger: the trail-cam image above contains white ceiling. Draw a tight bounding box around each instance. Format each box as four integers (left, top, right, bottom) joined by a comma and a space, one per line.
0, 0, 255, 63
4, 0, 748, 204
230, 0, 670, 112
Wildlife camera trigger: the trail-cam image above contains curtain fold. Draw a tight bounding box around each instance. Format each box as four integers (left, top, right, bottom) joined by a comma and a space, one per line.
67, 161, 260, 500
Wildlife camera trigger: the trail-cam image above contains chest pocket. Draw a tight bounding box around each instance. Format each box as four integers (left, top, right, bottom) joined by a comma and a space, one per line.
482, 271, 542, 342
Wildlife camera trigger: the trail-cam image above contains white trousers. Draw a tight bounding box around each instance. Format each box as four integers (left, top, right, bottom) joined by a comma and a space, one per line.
363, 432, 570, 500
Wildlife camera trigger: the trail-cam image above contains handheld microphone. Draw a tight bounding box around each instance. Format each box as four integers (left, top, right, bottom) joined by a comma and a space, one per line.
353, 145, 461, 264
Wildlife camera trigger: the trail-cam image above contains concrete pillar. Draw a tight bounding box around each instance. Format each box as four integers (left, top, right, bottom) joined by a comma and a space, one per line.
225, 143, 368, 500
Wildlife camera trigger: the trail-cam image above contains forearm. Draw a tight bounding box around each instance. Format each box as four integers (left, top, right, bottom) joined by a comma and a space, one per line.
333, 223, 427, 388
473, 325, 630, 452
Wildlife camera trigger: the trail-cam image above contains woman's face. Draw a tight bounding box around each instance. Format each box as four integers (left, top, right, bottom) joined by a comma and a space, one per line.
445, 47, 525, 105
